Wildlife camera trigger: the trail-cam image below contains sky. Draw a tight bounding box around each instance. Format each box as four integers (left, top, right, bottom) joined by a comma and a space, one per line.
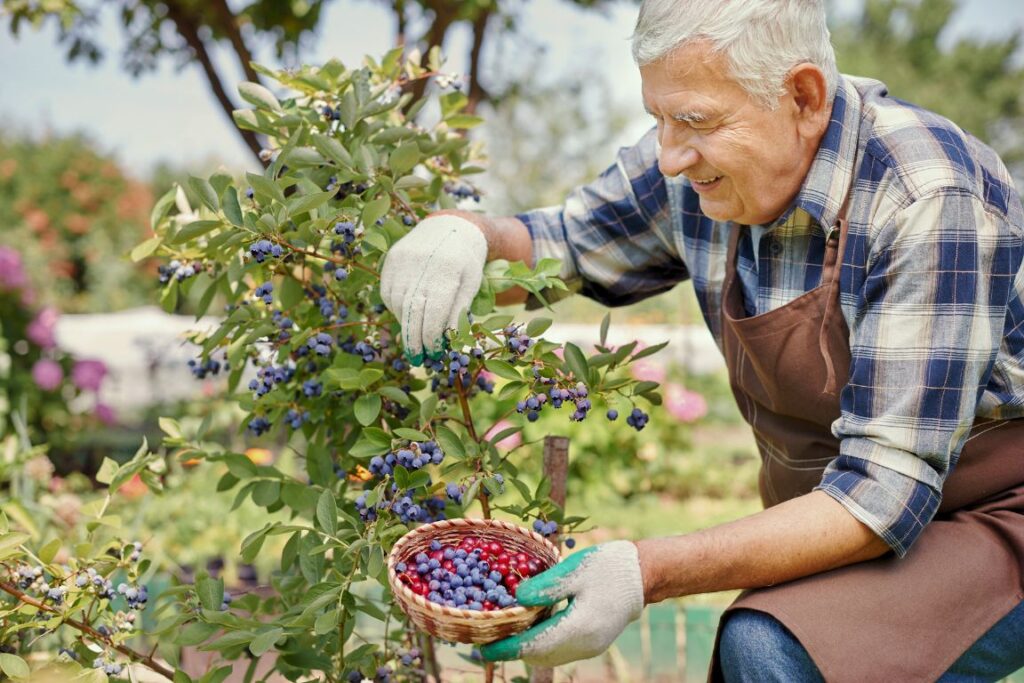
2, 0, 1023, 177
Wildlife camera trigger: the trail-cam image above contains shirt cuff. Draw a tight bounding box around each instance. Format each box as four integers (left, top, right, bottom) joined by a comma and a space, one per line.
814, 445, 943, 558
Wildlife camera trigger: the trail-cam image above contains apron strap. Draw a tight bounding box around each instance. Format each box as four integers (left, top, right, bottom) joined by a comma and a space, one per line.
818, 183, 856, 395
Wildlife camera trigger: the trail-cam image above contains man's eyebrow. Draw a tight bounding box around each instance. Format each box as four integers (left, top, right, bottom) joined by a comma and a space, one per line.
642, 104, 711, 124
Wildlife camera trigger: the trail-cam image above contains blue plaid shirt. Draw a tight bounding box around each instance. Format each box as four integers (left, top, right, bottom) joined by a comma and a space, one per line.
518, 75, 1024, 557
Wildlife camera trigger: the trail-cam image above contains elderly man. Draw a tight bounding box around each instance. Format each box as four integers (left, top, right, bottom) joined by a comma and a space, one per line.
381, 0, 1024, 679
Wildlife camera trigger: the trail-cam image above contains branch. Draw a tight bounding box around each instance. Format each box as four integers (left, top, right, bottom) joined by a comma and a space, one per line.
465, 5, 494, 114
207, 0, 263, 87
404, 0, 459, 112
162, 0, 264, 164
0, 581, 175, 681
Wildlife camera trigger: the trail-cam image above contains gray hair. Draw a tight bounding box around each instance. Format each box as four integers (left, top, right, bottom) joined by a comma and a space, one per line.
631, 0, 839, 110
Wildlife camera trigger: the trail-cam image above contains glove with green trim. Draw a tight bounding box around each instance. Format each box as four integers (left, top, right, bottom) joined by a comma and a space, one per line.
380, 215, 487, 365
480, 541, 645, 667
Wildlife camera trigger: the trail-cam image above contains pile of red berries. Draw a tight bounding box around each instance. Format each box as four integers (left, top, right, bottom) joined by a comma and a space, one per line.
394, 536, 546, 611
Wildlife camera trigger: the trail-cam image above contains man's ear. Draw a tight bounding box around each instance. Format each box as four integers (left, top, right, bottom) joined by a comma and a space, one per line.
787, 63, 830, 137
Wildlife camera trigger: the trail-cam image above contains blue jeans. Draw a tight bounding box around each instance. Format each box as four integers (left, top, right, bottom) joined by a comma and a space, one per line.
720, 600, 1024, 682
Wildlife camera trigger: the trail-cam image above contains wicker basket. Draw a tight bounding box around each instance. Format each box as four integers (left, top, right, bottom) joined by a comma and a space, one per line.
387, 518, 561, 644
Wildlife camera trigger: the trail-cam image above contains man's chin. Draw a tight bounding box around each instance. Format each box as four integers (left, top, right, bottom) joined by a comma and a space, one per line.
697, 198, 737, 223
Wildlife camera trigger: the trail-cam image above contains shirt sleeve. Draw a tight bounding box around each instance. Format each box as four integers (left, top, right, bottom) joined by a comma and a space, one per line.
815, 191, 1023, 557
515, 126, 688, 309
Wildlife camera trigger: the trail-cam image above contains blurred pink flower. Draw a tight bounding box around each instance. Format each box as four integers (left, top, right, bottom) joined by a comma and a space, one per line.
95, 402, 118, 425
0, 247, 27, 290
26, 307, 59, 349
484, 419, 522, 450
478, 369, 496, 383
630, 359, 666, 384
32, 359, 64, 391
665, 383, 708, 423
72, 359, 107, 392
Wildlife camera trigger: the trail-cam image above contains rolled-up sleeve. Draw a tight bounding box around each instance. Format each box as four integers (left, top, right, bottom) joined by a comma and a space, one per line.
516, 126, 688, 308
816, 191, 1023, 556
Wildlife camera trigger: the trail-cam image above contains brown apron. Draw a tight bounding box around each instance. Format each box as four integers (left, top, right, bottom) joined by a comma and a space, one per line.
709, 202, 1024, 681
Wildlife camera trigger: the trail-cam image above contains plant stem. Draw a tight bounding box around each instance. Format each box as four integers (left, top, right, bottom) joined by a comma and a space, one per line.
0, 581, 175, 680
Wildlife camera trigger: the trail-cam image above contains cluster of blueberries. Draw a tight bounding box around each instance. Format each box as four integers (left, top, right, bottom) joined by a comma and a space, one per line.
187, 356, 223, 379
249, 239, 284, 263
92, 657, 124, 676
254, 282, 274, 305
532, 519, 559, 537
307, 332, 335, 356
395, 539, 522, 610
368, 441, 444, 477
502, 325, 534, 356
272, 310, 294, 342
443, 182, 480, 202
426, 348, 495, 397
514, 381, 593, 422
158, 259, 204, 284
248, 416, 272, 436
249, 363, 295, 398
625, 407, 651, 431
325, 178, 369, 201
285, 409, 309, 429
345, 665, 394, 683
302, 379, 323, 397
355, 486, 447, 524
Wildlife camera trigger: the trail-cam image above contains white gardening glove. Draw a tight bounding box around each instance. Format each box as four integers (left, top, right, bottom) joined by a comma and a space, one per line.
380, 215, 488, 365
480, 541, 645, 667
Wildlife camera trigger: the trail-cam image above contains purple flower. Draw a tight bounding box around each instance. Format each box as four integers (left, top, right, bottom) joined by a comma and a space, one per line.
26, 307, 59, 350
0, 247, 27, 290
95, 402, 118, 426
72, 359, 107, 392
32, 359, 64, 391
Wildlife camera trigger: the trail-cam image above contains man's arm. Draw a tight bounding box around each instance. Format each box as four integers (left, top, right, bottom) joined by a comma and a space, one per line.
636, 490, 890, 603
429, 209, 533, 305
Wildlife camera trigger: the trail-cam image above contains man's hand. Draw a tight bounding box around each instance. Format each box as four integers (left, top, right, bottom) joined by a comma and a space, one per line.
480, 541, 645, 667
380, 215, 487, 365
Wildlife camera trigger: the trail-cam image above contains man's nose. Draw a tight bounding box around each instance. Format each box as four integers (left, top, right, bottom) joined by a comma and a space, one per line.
658, 144, 701, 178
657, 129, 701, 178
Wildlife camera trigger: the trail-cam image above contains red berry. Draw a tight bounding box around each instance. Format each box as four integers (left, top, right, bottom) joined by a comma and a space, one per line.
493, 563, 509, 577
483, 601, 496, 611
497, 552, 510, 563
488, 542, 502, 554
526, 560, 540, 575
478, 551, 490, 561
506, 577, 519, 595
515, 552, 528, 563
430, 549, 444, 561
442, 560, 454, 571
410, 582, 427, 596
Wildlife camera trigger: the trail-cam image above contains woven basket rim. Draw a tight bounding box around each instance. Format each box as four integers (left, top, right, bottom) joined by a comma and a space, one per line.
387, 517, 560, 621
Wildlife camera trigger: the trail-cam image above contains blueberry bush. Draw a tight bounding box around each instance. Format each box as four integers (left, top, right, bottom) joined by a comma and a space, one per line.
1, 49, 664, 682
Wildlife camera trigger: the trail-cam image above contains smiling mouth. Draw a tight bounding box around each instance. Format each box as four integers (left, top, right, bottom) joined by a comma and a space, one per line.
690, 175, 723, 186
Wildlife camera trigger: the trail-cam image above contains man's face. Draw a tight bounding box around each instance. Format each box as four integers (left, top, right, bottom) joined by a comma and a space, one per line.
640, 42, 818, 225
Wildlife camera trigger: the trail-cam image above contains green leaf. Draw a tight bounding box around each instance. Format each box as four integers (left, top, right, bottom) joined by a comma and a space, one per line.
314, 609, 339, 635
393, 428, 429, 441
280, 277, 304, 309
160, 416, 182, 439
389, 141, 420, 176
433, 423, 466, 460
150, 185, 177, 230
252, 480, 280, 506
95, 457, 119, 485
317, 489, 338, 536
221, 186, 244, 227
238, 81, 283, 113
498, 380, 528, 401
630, 340, 670, 362
188, 176, 219, 212
177, 621, 220, 647
172, 219, 223, 244
484, 359, 522, 382
600, 312, 611, 347
632, 380, 660, 395
131, 236, 161, 262
0, 653, 30, 679
445, 114, 484, 128
358, 368, 384, 388
38, 538, 60, 564
419, 395, 438, 424
395, 175, 428, 190
311, 133, 354, 168
0, 532, 30, 561
563, 342, 589, 383
361, 195, 391, 229
224, 453, 258, 478
354, 394, 381, 426
379, 386, 411, 405
246, 172, 286, 204
526, 317, 553, 337
286, 190, 334, 218
249, 627, 284, 656
196, 576, 224, 611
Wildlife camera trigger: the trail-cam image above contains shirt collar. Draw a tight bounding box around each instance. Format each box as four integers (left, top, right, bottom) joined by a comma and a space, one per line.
769, 75, 863, 231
